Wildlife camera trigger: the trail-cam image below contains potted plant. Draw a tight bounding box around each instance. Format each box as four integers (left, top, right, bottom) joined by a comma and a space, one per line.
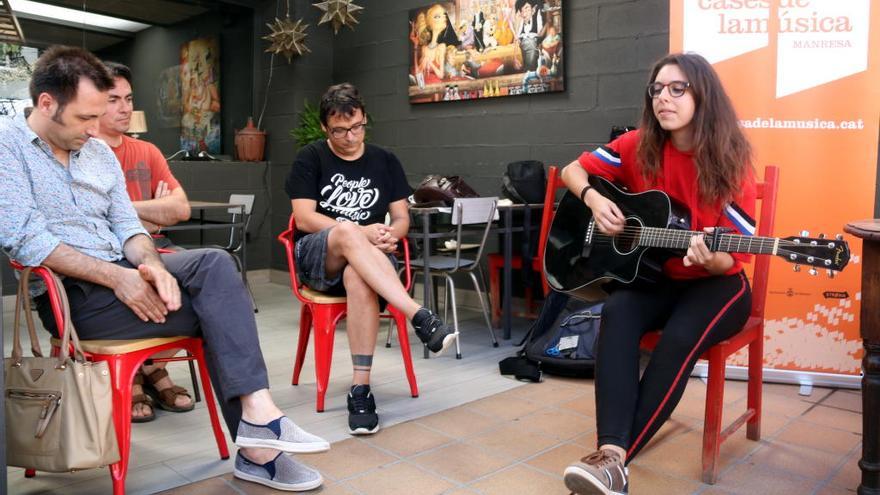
289, 101, 324, 149
289, 100, 370, 149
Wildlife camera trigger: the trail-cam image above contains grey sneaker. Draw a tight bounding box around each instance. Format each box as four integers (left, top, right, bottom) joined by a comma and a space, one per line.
563, 449, 628, 495
236, 416, 329, 453
234, 451, 323, 492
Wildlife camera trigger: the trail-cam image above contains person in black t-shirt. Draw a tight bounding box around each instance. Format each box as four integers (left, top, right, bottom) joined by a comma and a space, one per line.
285, 83, 458, 436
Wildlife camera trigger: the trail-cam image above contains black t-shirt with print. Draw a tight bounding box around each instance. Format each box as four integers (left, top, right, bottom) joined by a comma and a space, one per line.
285, 140, 412, 241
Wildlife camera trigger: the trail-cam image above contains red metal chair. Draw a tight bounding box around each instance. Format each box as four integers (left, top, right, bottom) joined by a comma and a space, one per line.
10, 261, 229, 495
488, 165, 563, 326
277, 216, 419, 412
639, 165, 779, 484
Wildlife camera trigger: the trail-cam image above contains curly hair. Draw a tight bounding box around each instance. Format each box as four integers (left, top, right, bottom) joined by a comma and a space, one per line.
636, 52, 753, 206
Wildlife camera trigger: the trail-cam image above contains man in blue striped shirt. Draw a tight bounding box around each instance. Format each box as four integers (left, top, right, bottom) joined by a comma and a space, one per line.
0, 46, 327, 492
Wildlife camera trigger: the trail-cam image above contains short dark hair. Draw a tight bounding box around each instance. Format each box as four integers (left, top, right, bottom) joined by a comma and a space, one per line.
104, 61, 132, 88
29, 46, 114, 113
319, 83, 365, 126
515, 0, 539, 12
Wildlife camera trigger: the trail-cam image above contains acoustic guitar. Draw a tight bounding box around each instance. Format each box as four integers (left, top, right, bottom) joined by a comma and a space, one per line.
543, 176, 850, 301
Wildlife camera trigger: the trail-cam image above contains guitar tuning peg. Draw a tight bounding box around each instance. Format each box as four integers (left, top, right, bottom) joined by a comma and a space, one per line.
827, 269, 836, 278
800, 230, 810, 237
809, 268, 818, 276
818, 233, 825, 239
793, 264, 801, 272
836, 234, 844, 241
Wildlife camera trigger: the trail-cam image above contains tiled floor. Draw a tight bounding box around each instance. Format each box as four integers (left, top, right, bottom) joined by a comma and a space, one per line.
4, 275, 864, 494
4, 274, 532, 494
158, 376, 862, 495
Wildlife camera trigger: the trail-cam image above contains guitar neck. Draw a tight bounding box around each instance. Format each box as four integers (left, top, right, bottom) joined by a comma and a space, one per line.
639, 228, 778, 255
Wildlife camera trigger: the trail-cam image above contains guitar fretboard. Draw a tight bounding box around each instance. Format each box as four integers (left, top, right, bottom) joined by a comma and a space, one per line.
638, 228, 778, 255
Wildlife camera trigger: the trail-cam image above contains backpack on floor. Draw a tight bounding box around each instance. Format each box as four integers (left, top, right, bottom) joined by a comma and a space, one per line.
499, 290, 603, 382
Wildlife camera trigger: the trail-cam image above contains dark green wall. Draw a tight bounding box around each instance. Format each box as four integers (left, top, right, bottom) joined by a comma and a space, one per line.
97, 4, 255, 157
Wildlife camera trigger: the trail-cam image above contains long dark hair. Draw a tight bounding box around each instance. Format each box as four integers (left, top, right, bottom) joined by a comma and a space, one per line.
636, 52, 752, 206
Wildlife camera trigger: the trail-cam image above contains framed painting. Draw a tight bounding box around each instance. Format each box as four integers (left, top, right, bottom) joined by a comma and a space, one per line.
180, 37, 221, 154
408, 0, 564, 103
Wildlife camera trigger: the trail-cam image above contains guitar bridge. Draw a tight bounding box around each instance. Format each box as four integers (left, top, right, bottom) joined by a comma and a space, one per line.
582, 219, 596, 258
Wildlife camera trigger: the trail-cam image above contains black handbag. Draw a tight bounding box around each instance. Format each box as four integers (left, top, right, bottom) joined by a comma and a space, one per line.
501, 160, 546, 204
412, 175, 479, 206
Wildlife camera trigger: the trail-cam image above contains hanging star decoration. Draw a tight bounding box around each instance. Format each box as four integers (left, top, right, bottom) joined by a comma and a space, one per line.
313, 0, 363, 34
263, 16, 310, 63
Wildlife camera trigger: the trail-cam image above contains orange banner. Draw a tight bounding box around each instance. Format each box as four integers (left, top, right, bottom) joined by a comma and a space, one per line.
670, 0, 879, 375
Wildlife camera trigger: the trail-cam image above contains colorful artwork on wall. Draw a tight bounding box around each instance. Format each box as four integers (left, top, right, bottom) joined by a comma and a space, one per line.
156, 65, 182, 128
408, 0, 563, 104
180, 37, 221, 154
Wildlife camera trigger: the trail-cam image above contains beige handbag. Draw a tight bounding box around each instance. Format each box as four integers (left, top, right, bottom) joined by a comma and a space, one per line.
5, 267, 120, 472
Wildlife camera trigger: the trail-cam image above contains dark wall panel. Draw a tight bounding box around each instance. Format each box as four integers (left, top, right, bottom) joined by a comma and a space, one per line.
1, 0, 671, 292
98, 5, 255, 157
328, 0, 668, 195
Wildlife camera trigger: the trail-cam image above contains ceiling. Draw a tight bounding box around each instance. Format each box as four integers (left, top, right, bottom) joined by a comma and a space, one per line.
12, 0, 259, 51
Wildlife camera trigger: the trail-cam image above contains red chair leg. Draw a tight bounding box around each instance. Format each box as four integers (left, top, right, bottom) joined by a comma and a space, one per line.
189, 343, 230, 460
389, 305, 419, 398
106, 356, 141, 495
488, 257, 502, 328
292, 305, 312, 385
746, 331, 763, 440
311, 305, 340, 412
702, 351, 726, 485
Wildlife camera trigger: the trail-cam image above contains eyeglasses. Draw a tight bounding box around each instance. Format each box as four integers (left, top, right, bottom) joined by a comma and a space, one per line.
647, 81, 690, 98
328, 121, 367, 139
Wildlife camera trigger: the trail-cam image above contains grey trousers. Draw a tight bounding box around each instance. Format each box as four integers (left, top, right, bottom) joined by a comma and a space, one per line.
35, 248, 269, 438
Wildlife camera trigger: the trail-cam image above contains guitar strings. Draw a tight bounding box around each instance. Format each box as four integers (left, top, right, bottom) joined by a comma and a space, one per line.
584, 227, 805, 247
579, 232, 835, 263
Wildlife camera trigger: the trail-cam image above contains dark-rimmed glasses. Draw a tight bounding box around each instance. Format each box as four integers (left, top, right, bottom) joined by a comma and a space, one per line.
328, 121, 367, 139
647, 81, 690, 98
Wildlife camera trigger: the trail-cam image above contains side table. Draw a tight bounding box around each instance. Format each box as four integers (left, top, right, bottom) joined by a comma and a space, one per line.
844, 219, 880, 495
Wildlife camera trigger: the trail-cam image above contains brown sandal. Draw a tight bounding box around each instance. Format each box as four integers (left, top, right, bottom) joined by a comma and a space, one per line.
131, 372, 156, 423
143, 368, 195, 413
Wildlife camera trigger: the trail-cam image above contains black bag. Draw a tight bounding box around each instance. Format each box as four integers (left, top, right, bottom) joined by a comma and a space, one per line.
501, 160, 546, 204
609, 125, 636, 141
499, 290, 603, 381
412, 175, 479, 206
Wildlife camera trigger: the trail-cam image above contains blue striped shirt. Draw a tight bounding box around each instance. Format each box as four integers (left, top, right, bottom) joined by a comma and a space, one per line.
0, 115, 147, 268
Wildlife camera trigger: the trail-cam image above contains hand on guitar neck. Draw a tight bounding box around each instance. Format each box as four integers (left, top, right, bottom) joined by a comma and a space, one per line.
683, 227, 735, 275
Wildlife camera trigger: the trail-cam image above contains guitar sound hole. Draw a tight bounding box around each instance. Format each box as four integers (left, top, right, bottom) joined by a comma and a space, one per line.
613, 217, 642, 255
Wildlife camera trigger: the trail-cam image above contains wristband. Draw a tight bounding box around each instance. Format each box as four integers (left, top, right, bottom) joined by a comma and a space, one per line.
579, 184, 593, 202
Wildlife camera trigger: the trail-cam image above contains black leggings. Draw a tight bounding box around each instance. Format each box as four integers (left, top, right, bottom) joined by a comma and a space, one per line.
595, 271, 751, 462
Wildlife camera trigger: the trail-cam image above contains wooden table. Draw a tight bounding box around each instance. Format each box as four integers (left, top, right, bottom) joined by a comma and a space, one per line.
843, 219, 880, 495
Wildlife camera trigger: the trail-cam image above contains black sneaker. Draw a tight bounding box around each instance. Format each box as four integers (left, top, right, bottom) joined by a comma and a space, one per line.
347, 385, 379, 435
411, 308, 458, 354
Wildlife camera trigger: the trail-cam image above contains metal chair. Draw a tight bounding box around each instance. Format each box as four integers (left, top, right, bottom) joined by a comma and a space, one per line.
10, 262, 229, 495
185, 193, 257, 311
487, 165, 563, 327
277, 215, 419, 412
408, 197, 499, 359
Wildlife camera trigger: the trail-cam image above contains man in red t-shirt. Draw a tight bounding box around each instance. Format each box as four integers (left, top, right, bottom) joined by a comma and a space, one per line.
98, 62, 194, 423
99, 62, 190, 235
